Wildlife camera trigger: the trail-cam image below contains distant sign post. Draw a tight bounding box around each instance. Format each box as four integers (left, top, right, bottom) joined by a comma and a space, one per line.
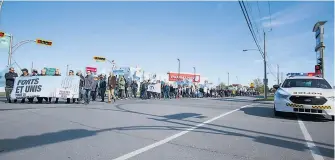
250, 83, 254, 88
313, 21, 326, 78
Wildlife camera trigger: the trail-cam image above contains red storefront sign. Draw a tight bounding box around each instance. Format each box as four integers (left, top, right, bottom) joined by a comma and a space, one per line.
168, 72, 200, 82
86, 67, 97, 73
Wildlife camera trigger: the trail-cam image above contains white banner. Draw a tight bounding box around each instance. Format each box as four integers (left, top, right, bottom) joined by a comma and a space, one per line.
147, 83, 161, 93
10, 76, 80, 99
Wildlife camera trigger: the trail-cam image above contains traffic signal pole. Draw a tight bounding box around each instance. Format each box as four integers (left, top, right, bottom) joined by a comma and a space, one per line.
263, 31, 268, 100
321, 48, 325, 78
8, 35, 13, 66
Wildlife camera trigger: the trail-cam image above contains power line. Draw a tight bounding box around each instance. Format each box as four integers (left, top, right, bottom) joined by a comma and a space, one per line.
245, 0, 262, 42
238, 0, 264, 58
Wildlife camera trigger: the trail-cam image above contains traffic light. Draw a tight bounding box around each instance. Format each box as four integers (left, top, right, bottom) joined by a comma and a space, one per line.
36, 39, 52, 46
0, 32, 5, 38
317, 57, 322, 66
315, 64, 321, 75
93, 56, 106, 62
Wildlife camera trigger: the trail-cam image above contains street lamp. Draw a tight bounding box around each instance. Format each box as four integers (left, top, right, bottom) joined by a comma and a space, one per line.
243, 49, 259, 52
177, 58, 180, 82
0, 0, 4, 18
4, 33, 52, 67
243, 48, 268, 99
193, 67, 196, 82
227, 72, 230, 86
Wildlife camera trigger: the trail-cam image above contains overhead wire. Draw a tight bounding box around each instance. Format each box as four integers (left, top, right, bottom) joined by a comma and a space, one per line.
245, 0, 262, 43
241, 0, 277, 80
238, 0, 264, 59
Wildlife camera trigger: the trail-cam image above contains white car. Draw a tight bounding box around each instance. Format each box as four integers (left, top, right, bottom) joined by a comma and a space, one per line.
273, 76, 334, 121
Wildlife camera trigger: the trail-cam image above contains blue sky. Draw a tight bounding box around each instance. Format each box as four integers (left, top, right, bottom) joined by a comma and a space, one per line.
0, 1, 334, 86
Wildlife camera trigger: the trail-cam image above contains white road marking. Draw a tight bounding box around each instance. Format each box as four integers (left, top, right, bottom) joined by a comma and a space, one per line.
112, 104, 253, 160
297, 119, 324, 160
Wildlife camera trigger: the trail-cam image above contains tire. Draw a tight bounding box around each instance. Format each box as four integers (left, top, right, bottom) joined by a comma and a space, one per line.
274, 105, 281, 117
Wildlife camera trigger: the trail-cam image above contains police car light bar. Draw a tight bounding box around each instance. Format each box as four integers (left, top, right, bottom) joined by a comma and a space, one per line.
286, 73, 316, 77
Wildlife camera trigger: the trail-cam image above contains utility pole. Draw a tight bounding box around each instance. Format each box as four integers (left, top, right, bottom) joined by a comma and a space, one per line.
31, 61, 33, 72
193, 67, 196, 82
281, 72, 284, 83
277, 64, 279, 85
263, 31, 268, 99
0, 0, 4, 21
177, 58, 180, 82
227, 72, 230, 86
7, 35, 13, 67
66, 64, 69, 75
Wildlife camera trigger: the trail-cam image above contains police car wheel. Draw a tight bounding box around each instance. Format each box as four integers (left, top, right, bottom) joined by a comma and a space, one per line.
274, 105, 281, 117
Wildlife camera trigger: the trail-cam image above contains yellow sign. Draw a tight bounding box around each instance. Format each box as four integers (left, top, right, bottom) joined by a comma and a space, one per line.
250, 83, 254, 88
36, 39, 52, 46
93, 56, 106, 62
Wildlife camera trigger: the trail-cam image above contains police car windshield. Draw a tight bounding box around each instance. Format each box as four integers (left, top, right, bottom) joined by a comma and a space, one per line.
282, 79, 332, 89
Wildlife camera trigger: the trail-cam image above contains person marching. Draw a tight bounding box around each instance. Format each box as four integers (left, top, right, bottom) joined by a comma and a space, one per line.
4, 67, 18, 103
66, 70, 76, 104
98, 74, 107, 102
107, 72, 117, 103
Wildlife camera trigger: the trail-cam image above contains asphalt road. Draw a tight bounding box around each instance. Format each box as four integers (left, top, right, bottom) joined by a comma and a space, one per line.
0, 97, 333, 160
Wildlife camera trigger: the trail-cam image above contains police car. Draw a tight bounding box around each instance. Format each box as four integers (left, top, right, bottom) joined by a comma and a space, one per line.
273, 73, 334, 121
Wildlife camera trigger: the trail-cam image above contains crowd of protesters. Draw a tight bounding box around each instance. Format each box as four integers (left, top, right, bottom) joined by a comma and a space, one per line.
4, 67, 259, 105
139, 81, 260, 100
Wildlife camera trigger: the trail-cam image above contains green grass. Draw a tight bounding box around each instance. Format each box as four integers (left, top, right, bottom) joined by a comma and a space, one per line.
254, 96, 274, 101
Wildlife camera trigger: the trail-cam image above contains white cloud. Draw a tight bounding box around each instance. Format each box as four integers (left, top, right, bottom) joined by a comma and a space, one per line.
260, 3, 317, 28
258, 11, 283, 21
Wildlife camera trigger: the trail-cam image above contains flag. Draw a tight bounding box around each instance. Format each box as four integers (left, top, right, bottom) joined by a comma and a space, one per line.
0, 36, 10, 49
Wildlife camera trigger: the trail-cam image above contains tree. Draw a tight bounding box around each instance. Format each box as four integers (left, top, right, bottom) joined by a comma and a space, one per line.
253, 78, 264, 93
218, 82, 226, 89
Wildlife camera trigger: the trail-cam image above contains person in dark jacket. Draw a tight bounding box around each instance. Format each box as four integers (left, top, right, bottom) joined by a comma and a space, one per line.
90, 76, 98, 101
98, 74, 107, 102
107, 72, 116, 103
76, 70, 85, 104
4, 67, 18, 103
83, 70, 94, 105
131, 80, 138, 98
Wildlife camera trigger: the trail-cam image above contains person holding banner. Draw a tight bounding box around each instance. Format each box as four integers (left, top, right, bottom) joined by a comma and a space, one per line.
19, 68, 33, 103
49, 69, 61, 104
5, 67, 18, 103
37, 69, 50, 104
66, 70, 76, 104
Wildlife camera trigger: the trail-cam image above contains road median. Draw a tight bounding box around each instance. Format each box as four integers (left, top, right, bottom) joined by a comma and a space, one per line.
253, 96, 274, 104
